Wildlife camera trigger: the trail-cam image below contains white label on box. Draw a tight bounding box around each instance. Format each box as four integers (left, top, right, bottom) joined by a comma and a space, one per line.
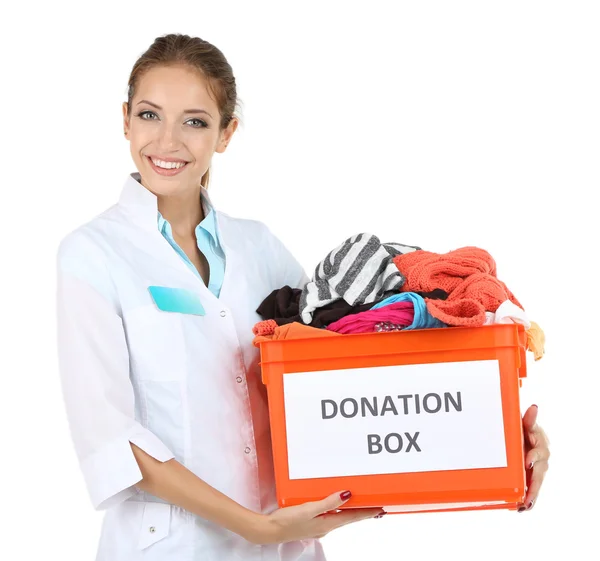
283, 360, 507, 480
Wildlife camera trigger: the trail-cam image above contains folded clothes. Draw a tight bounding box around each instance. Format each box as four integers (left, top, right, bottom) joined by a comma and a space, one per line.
252, 296, 545, 359
393, 247, 523, 327
298, 232, 421, 324
370, 292, 447, 330
326, 301, 415, 334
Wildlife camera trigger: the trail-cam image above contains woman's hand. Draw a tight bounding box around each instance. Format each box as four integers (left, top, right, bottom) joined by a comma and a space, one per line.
519, 404, 550, 512
246, 491, 384, 545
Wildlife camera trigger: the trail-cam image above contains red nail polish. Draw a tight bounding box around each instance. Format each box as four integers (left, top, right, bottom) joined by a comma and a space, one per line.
340, 491, 351, 500
529, 461, 535, 470
528, 500, 535, 509
518, 506, 526, 512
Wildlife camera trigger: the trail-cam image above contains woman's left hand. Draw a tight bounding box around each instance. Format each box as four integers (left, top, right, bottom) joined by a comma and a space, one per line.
519, 404, 550, 512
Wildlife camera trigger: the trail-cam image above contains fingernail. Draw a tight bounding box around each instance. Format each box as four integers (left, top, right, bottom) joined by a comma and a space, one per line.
340, 491, 351, 500
533, 404, 538, 409
529, 461, 535, 470
375, 512, 387, 518
518, 506, 527, 512
528, 500, 535, 510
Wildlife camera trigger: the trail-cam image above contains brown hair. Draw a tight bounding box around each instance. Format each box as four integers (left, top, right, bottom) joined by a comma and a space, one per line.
125, 33, 242, 189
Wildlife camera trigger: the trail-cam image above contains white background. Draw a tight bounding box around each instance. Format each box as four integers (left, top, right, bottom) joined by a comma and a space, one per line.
2, 1, 598, 559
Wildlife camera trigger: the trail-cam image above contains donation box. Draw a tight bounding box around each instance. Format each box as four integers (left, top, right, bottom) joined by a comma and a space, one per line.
257, 323, 528, 514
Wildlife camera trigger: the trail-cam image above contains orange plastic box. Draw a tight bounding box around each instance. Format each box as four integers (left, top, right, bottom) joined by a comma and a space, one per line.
257, 323, 529, 514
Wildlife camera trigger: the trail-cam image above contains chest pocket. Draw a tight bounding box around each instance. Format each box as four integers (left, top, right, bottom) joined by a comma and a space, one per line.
124, 304, 188, 382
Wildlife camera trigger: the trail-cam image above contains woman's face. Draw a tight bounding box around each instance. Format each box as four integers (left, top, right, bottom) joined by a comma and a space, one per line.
122, 64, 237, 196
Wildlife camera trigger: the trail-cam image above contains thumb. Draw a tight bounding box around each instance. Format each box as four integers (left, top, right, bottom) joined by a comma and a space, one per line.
522, 404, 538, 433
312, 490, 353, 516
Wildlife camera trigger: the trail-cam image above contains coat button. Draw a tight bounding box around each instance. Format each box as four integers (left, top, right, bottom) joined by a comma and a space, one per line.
220, 310, 226, 317
149, 526, 156, 533
236, 376, 243, 383
244, 447, 251, 454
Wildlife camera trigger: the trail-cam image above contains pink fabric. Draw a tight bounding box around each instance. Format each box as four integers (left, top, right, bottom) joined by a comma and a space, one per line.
325, 301, 415, 334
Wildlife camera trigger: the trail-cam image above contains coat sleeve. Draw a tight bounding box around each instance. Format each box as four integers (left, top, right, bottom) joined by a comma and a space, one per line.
262, 223, 310, 290
55, 231, 175, 511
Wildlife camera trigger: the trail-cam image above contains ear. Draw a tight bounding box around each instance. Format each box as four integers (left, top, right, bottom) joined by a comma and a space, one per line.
215, 117, 239, 153
122, 102, 130, 138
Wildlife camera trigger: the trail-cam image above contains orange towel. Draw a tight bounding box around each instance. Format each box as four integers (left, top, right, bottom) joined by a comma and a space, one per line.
393, 247, 523, 327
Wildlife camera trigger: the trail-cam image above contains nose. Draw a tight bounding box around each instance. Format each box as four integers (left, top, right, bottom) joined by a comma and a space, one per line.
157, 121, 182, 151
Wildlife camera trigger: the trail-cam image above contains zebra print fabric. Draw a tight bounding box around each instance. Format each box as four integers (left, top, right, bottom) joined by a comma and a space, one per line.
298, 233, 421, 324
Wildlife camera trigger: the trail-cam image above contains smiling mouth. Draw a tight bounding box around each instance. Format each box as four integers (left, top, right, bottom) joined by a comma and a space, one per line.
145, 157, 193, 178
146, 155, 189, 167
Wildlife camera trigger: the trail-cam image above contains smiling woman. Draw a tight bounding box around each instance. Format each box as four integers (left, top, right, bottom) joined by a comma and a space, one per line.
122, 58, 238, 197
56, 32, 382, 561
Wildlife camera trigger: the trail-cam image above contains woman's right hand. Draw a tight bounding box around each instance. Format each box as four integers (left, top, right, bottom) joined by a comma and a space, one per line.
247, 491, 385, 545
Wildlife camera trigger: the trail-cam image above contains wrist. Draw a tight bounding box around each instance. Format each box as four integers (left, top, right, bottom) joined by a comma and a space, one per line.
241, 511, 274, 545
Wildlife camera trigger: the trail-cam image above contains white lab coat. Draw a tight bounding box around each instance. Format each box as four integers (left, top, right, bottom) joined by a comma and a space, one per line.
56, 172, 326, 561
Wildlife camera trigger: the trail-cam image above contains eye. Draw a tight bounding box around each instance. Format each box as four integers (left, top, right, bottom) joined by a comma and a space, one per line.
187, 118, 208, 129
136, 110, 157, 120
135, 111, 208, 129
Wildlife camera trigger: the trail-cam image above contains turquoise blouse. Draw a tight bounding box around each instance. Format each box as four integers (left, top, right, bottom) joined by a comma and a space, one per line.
157, 193, 225, 298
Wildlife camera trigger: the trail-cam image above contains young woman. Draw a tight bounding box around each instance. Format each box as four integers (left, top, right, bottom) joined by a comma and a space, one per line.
56, 33, 549, 561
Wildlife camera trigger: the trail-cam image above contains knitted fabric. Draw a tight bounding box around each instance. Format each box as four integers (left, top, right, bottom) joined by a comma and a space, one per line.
252, 319, 278, 337
393, 247, 523, 327
252, 321, 340, 348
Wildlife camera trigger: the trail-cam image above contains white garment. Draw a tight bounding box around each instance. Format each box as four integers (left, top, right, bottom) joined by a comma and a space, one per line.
56, 172, 324, 561
483, 300, 531, 328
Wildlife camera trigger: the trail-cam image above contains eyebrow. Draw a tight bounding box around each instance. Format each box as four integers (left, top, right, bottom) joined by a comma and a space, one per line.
136, 100, 213, 119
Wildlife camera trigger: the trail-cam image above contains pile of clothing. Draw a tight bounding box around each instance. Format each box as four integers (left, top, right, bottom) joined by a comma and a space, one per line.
252, 233, 545, 360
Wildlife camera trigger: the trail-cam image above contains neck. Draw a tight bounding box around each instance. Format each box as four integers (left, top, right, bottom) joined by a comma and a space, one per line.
139, 176, 205, 238
160, 193, 204, 238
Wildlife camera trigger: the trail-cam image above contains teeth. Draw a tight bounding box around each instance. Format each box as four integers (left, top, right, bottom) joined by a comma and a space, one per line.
151, 157, 187, 169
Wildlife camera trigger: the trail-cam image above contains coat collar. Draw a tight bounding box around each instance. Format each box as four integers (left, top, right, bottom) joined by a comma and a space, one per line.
118, 171, 219, 234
